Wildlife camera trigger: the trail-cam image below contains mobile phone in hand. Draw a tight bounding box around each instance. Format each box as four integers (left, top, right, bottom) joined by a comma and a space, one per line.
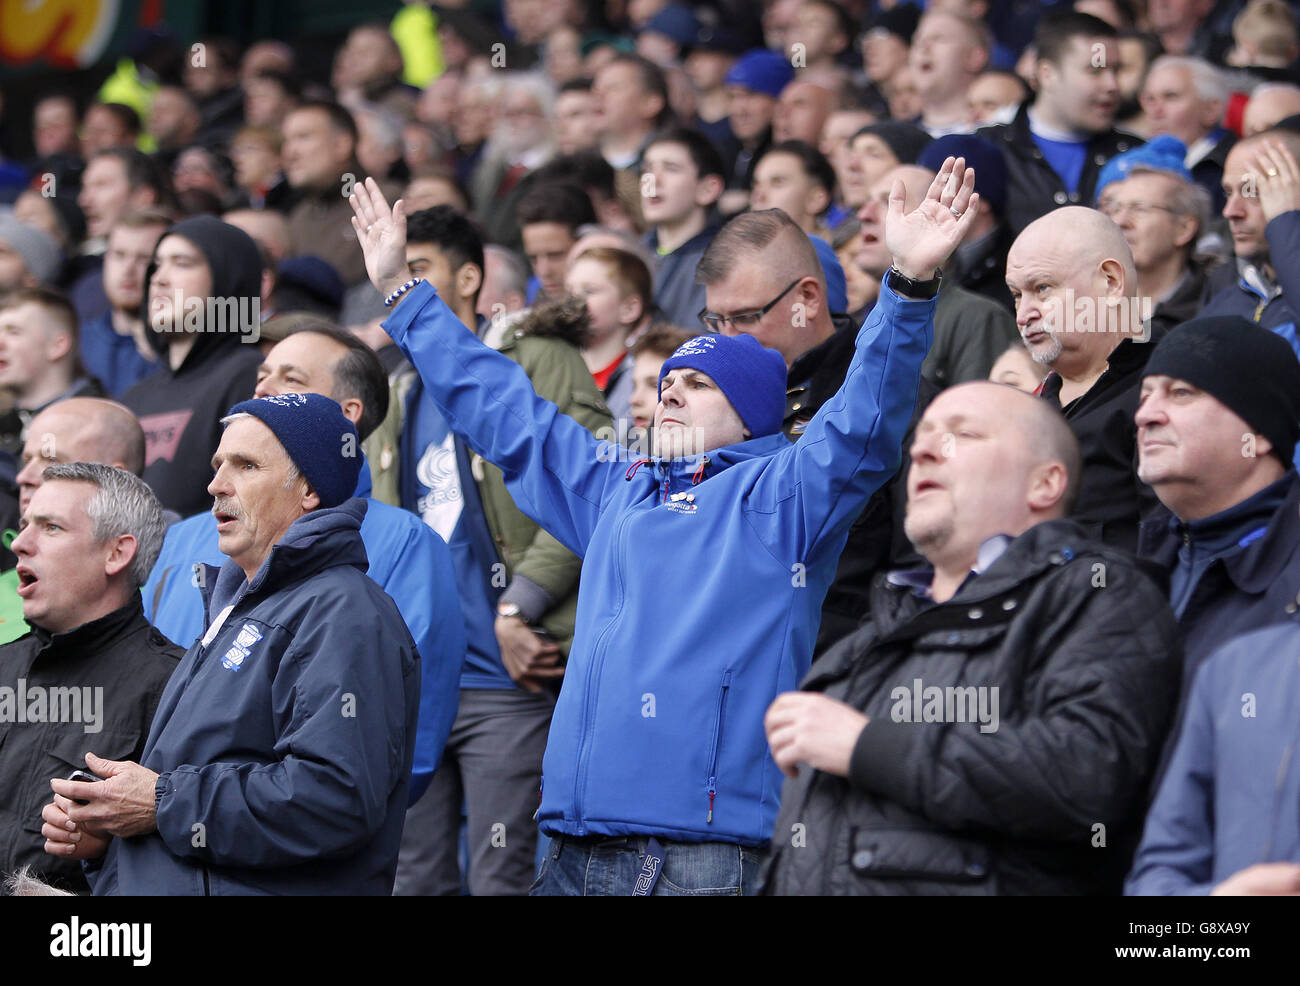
65, 768, 105, 805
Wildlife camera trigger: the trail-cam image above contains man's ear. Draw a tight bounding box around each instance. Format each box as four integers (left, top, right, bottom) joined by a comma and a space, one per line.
695, 174, 725, 208
1027, 460, 1069, 513
794, 275, 823, 325
300, 482, 322, 513
457, 262, 483, 302
618, 292, 644, 328
337, 396, 364, 427
47, 327, 73, 364
1171, 213, 1198, 250
1098, 257, 1127, 301
103, 533, 138, 579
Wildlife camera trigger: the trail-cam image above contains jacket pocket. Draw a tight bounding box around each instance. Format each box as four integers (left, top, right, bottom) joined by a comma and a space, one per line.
848, 825, 993, 886
705, 670, 732, 824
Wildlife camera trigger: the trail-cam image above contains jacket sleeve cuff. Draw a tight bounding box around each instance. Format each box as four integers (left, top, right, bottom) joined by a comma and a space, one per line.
499, 575, 555, 624
380, 280, 440, 346
848, 716, 921, 796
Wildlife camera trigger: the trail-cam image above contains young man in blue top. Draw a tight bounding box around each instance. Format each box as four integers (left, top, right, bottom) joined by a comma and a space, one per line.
349, 157, 978, 895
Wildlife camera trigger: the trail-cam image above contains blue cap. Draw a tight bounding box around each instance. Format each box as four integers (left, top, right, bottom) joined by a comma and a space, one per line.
809, 234, 848, 315
1095, 136, 1192, 199
641, 5, 701, 48
725, 49, 795, 99
225, 393, 362, 508
658, 333, 787, 439
917, 134, 1008, 217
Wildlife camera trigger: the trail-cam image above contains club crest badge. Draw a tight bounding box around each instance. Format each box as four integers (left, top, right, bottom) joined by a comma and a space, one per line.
221, 623, 264, 671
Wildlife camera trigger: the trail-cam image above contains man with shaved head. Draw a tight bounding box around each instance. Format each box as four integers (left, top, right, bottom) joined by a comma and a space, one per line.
0, 397, 150, 645
1007, 205, 1160, 550
762, 380, 1181, 895
15, 398, 146, 515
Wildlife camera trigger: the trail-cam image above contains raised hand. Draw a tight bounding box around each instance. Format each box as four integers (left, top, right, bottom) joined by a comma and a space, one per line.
885, 156, 980, 282
1249, 139, 1300, 223
349, 177, 411, 298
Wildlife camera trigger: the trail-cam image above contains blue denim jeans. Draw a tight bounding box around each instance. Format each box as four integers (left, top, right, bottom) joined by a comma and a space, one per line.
529, 835, 768, 896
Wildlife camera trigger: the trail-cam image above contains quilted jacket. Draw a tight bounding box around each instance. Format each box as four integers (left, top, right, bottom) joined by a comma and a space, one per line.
762, 519, 1181, 895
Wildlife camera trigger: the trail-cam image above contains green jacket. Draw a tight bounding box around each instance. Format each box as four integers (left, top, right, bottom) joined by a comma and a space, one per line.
362, 317, 611, 656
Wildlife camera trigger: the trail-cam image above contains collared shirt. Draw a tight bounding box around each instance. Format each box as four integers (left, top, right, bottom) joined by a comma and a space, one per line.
885, 534, 1014, 599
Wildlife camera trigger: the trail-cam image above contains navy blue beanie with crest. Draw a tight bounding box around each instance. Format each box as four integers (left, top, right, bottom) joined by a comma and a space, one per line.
658, 333, 787, 439
225, 393, 361, 507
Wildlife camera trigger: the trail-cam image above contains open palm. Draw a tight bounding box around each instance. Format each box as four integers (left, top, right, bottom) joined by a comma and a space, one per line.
885, 157, 980, 281
349, 177, 410, 297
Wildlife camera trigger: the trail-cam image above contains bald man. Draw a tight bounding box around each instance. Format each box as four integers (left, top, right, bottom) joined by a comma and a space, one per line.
1241, 84, 1300, 138
1, 398, 149, 644
15, 398, 146, 515
762, 380, 1180, 895
1006, 206, 1160, 551
857, 165, 1019, 388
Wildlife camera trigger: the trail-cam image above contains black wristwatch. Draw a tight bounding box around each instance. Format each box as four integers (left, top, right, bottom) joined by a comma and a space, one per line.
887, 266, 942, 299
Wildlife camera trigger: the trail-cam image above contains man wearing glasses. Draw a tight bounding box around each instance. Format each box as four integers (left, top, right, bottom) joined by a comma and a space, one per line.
351, 157, 980, 894
1094, 137, 1213, 338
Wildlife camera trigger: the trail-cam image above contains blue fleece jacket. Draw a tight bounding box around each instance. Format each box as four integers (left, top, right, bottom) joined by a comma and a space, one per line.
89, 500, 420, 895
1125, 621, 1300, 895
382, 275, 932, 846
141, 461, 465, 802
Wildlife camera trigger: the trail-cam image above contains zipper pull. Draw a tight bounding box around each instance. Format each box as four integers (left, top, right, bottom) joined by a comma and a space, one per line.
707, 784, 716, 824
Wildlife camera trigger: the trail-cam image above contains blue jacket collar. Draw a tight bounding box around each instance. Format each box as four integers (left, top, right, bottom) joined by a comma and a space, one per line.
204, 498, 370, 619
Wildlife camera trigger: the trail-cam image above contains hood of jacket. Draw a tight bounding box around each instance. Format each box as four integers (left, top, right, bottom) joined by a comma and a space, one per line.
143, 215, 263, 363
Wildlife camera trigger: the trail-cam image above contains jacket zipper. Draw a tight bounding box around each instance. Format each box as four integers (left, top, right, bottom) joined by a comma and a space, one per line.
571, 508, 633, 831
706, 670, 732, 823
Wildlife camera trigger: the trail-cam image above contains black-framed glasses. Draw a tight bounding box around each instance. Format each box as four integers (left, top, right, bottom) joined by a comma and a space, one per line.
698, 277, 803, 332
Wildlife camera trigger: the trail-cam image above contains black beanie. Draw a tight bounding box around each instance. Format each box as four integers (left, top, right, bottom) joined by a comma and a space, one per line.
1143, 316, 1300, 465
852, 122, 932, 165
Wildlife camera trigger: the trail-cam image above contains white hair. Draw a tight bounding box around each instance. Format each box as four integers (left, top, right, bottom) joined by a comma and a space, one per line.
1149, 55, 1230, 106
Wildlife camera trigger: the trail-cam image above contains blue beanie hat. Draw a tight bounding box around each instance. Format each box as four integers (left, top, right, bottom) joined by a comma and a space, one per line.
1095, 136, 1192, 199
918, 134, 1008, 217
809, 234, 848, 315
658, 333, 787, 439
725, 49, 795, 99
225, 393, 361, 508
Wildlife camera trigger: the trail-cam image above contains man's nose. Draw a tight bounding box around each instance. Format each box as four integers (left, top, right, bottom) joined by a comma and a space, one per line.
11, 524, 32, 557
1134, 393, 1165, 427
208, 466, 231, 497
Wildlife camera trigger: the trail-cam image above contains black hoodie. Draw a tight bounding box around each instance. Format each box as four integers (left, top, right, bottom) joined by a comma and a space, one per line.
121, 216, 263, 517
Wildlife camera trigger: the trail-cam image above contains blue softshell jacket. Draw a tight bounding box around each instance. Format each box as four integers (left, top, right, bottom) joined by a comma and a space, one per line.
382, 275, 933, 846
141, 463, 465, 803
88, 500, 421, 895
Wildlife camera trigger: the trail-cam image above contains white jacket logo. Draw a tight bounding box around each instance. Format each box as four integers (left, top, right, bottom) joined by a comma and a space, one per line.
221, 623, 264, 671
